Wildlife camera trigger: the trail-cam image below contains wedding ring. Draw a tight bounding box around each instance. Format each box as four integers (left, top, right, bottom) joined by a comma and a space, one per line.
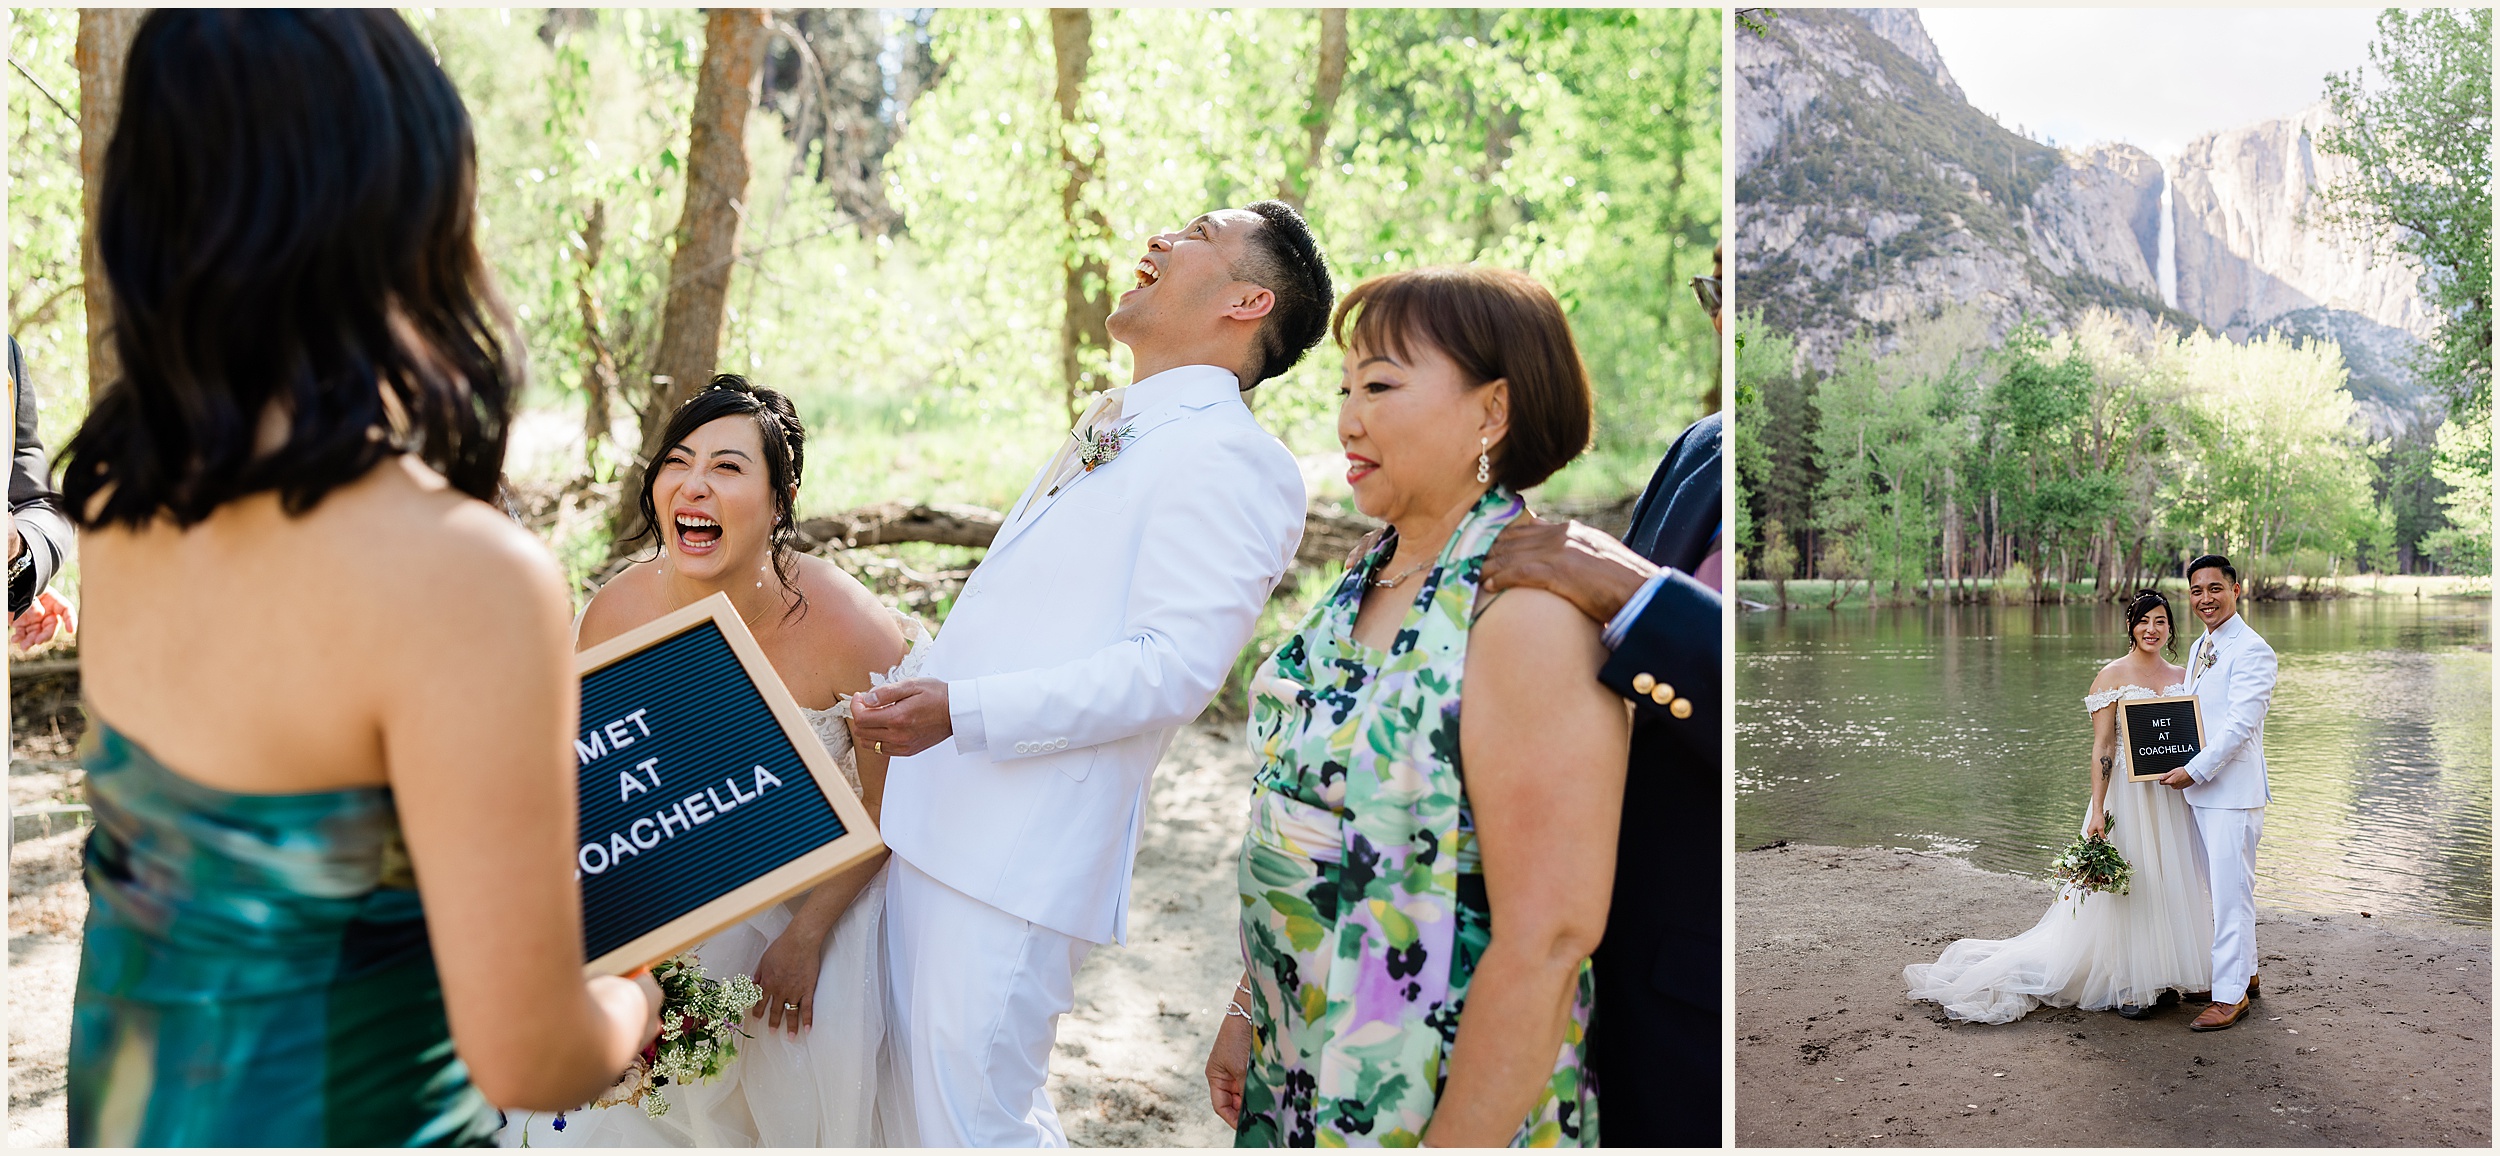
875, 740, 884, 754
783, 1002, 799, 1011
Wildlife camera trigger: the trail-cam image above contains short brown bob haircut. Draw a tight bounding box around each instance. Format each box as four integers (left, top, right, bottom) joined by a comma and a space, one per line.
1330, 265, 1593, 491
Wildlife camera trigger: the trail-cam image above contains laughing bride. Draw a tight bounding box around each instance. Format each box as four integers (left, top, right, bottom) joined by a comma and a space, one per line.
1903, 590, 2213, 1024
503, 376, 919, 1146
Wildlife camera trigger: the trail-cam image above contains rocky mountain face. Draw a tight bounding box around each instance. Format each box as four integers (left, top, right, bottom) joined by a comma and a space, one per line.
1738, 8, 2431, 416
2169, 104, 2431, 340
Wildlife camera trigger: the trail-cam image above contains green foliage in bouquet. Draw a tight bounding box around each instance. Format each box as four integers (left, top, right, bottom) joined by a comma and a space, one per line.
2049, 813, 2133, 906
578, 953, 765, 1122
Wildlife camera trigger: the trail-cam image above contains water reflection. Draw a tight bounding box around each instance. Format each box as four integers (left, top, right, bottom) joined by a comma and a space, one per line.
1737, 597, 2493, 926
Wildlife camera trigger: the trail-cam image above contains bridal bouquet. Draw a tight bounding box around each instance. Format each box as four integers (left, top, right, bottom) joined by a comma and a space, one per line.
2049, 814, 2132, 904
566, 954, 765, 1124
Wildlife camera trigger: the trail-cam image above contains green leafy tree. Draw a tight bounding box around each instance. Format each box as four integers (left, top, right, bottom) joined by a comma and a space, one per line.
2316, 7, 2492, 430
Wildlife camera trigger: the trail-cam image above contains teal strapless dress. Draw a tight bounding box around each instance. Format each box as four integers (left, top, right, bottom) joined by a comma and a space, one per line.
66, 722, 500, 1146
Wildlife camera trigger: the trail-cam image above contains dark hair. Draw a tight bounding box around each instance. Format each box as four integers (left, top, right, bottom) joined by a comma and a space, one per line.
633, 375, 809, 620
60, 10, 515, 529
2186, 553, 2238, 584
1233, 200, 1334, 387
1330, 265, 1594, 491
2124, 589, 2178, 656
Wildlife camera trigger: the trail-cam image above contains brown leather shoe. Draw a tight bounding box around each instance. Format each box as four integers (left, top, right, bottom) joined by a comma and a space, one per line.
2248, 972, 2260, 998
2190, 997, 2251, 1031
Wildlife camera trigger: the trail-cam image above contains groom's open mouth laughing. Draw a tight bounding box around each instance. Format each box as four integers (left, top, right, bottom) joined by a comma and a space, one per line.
1121, 255, 1160, 302
673, 508, 724, 555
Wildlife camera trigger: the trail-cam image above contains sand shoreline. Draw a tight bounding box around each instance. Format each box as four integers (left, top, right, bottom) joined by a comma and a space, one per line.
1738, 843, 2491, 1148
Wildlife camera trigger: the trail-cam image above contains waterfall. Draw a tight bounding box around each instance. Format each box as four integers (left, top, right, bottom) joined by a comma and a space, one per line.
2156, 164, 2178, 309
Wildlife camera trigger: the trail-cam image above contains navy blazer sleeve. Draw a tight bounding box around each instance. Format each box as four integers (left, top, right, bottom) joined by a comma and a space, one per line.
9, 338, 71, 615
1598, 568, 1720, 736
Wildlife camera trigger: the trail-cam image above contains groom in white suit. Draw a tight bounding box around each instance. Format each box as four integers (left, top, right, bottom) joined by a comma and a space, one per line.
849, 201, 1333, 1145
2160, 553, 2277, 1032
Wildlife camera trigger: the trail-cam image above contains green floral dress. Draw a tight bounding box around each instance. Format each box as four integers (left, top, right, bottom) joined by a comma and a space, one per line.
1233, 487, 1598, 1148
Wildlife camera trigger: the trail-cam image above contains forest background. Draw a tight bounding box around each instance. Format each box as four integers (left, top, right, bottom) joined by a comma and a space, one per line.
1732, 8, 2491, 607
7, 7, 1721, 674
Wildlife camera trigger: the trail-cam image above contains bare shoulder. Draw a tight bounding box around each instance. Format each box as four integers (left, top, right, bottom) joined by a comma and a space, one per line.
2090, 659, 2129, 693
329, 458, 567, 622
1469, 585, 1605, 675
577, 562, 666, 652
789, 555, 907, 666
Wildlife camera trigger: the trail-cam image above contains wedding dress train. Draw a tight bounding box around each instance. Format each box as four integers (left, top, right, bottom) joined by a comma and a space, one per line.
1902, 684, 2213, 1024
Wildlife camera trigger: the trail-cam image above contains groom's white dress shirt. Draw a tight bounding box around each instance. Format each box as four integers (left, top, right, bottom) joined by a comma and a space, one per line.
2180, 611, 2276, 810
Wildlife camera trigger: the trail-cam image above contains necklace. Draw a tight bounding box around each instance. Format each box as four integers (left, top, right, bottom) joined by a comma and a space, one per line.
1370, 555, 1433, 589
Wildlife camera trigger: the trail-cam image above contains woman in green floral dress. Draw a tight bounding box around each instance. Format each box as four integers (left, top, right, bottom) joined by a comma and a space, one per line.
1204, 267, 1631, 1147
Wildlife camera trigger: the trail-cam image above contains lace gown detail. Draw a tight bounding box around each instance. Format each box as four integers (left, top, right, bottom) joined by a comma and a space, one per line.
1902, 684, 2213, 1024
502, 610, 929, 1148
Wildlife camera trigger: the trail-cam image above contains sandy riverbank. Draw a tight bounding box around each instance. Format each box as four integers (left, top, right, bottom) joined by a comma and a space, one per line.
1737, 843, 2491, 1147
6, 722, 1254, 1147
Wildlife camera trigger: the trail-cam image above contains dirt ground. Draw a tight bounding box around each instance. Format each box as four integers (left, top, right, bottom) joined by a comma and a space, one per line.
1738, 843, 2493, 1147
5, 721, 1252, 1148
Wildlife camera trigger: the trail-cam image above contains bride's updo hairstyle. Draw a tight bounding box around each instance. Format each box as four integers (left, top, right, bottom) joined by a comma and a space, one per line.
60, 10, 515, 529
632, 375, 810, 618
2124, 589, 2177, 656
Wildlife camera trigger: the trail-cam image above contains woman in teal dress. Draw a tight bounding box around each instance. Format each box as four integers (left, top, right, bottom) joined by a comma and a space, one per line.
58, 12, 659, 1145
1202, 267, 1632, 1147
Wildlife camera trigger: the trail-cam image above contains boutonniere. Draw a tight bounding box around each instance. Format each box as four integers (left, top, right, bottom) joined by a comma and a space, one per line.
1077, 420, 1136, 472
2197, 641, 2219, 675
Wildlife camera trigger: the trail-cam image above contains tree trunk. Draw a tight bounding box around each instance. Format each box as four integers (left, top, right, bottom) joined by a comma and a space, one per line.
1051, 9, 1113, 420
574, 201, 623, 468
1276, 9, 1349, 210
78, 8, 145, 401
618, 8, 769, 547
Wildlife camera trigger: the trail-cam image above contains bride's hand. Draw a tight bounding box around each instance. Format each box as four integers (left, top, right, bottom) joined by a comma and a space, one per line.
751, 928, 825, 1036
2085, 809, 2107, 840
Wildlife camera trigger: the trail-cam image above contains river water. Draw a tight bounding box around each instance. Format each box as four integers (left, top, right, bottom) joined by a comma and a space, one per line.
1737, 596, 2493, 926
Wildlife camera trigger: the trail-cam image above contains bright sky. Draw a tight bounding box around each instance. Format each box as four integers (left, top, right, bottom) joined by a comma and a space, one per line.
1918, 8, 2384, 159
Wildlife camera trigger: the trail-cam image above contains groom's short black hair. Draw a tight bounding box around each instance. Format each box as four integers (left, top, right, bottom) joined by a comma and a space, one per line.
1234, 200, 1333, 388
2186, 553, 2238, 583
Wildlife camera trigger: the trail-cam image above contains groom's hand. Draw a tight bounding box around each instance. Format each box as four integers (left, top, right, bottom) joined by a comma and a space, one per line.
2160, 769, 2194, 789
849, 677, 952, 758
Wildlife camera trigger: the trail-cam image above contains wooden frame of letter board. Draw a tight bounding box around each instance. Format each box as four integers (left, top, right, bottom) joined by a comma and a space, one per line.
573, 591, 883, 976
2119, 693, 2207, 783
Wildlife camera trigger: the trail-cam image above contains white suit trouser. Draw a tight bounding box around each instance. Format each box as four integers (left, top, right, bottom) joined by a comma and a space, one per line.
2190, 805, 2264, 1005
883, 855, 1094, 1147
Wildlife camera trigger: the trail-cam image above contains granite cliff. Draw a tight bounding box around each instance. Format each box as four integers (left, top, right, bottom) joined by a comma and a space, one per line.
1737, 7, 2432, 421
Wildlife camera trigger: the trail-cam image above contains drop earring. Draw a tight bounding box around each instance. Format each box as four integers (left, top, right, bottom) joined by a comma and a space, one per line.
1476, 437, 1490, 485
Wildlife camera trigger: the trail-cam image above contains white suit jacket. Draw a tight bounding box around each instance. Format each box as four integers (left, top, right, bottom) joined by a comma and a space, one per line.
877, 364, 1306, 944
2180, 612, 2276, 810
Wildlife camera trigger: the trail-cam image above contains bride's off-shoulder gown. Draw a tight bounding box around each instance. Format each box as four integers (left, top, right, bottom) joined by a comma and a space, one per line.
1902, 684, 2213, 1024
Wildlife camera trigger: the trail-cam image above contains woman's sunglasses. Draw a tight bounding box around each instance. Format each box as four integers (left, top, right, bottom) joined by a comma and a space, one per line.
1690, 274, 1720, 317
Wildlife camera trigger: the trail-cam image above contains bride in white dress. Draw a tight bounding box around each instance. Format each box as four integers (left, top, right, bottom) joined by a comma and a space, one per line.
1904, 590, 2213, 1024
499, 379, 922, 1146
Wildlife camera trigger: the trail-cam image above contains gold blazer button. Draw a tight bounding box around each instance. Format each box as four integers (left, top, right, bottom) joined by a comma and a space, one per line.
1632, 673, 1656, 695
1669, 697, 1694, 719
1650, 684, 1673, 706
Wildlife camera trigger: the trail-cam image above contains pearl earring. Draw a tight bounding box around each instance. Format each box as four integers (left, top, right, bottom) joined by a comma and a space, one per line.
1476, 437, 1490, 485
